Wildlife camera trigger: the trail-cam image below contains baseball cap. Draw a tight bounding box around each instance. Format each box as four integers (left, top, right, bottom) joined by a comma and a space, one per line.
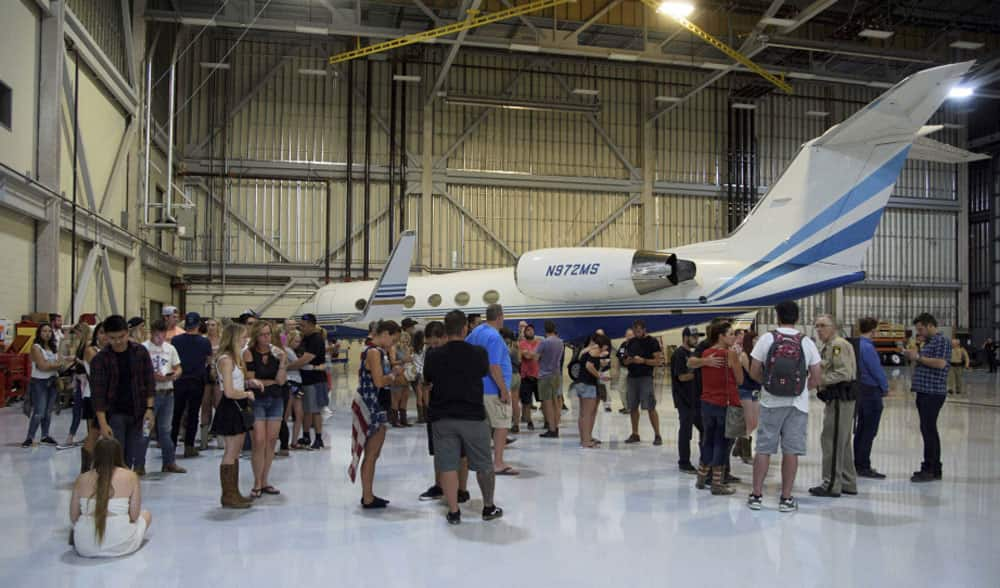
127, 316, 145, 329
184, 312, 202, 329
401, 318, 418, 329
162, 305, 179, 316
300, 313, 318, 324
682, 327, 703, 338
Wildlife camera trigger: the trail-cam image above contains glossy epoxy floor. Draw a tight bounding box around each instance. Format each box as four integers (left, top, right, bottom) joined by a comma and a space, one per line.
1, 367, 999, 588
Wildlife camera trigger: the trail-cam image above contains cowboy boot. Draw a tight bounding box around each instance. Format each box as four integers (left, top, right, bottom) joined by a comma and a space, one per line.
711, 466, 735, 495
220, 464, 251, 509
696, 464, 710, 490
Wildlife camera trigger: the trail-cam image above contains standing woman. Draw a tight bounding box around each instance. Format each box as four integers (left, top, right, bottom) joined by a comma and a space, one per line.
357, 320, 402, 508
23, 323, 66, 447
697, 321, 743, 495
410, 331, 428, 423
243, 321, 287, 498
575, 334, 611, 448
74, 324, 106, 472
503, 330, 522, 433
733, 330, 761, 464
62, 322, 92, 449
212, 323, 255, 509
70, 438, 150, 558
390, 338, 413, 427
285, 331, 309, 450
199, 318, 221, 451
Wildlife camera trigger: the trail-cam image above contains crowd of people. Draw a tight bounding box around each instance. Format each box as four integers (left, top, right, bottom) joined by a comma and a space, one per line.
13, 300, 964, 555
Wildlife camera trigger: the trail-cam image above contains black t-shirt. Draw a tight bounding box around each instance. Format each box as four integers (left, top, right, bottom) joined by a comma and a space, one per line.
299, 330, 327, 385
692, 340, 711, 395
112, 349, 133, 415
422, 341, 489, 422
577, 352, 601, 385
172, 333, 213, 381
625, 336, 661, 378
670, 346, 698, 407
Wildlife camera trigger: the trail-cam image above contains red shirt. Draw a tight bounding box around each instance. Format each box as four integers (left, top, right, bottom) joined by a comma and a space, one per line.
700, 347, 740, 407
519, 338, 540, 378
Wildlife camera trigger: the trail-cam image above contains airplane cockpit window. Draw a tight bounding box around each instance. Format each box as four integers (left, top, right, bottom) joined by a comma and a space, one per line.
403, 296, 415, 308
483, 289, 500, 304
354, 299, 367, 311
455, 291, 470, 306
428, 294, 442, 307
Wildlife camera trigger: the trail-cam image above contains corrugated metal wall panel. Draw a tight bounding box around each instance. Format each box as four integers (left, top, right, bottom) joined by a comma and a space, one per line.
67, 0, 127, 80
844, 287, 958, 328
865, 209, 958, 283
654, 193, 726, 249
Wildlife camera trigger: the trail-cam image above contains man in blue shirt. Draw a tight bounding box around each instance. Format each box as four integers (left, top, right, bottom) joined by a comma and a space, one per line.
904, 312, 950, 483
853, 317, 890, 479
466, 304, 517, 476
170, 312, 214, 457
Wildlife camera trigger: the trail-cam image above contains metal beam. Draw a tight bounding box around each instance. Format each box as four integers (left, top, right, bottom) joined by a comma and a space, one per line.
426, 0, 484, 107
99, 120, 137, 214
254, 278, 299, 315
120, 0, 138, 88
566, 0, 622, 42
315, 206, 392, 265
61, 60, 99, 211
576, 194, 640, 246
195, 184, 293, 262
412, 0, 445, 27
434, 183, 518, 260
100, 247, 120, 315
64, 6, 137, 113
72, 246, 103, 322
192, 55, 291, 154
499, 0, 541, 39
779, 0, 838, 35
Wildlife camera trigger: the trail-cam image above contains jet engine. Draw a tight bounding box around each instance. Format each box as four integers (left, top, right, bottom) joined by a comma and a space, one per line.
514, 248, 697, 301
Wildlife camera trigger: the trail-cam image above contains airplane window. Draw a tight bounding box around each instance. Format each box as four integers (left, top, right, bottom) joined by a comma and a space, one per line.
455, 291, 470, 306
403, 296, 415, 309
428, 294, 442, 307
483, 289, 500, 304
354, 299, 367, 311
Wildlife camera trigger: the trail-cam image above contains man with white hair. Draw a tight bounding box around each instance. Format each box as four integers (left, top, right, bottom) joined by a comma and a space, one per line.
809, 314, 858, 498
163, 306, 185, 341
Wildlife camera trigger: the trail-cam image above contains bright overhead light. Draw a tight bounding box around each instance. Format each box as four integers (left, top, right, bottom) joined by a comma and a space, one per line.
393, 75, 422, 83
444, 95, 600, 114
949, 40, 984, 50
858, 28, 894, 39
788, 72, 817, 80
948, 86, 974, 99
297, 68, 329, 76
760, 17, 797, 27
731, 102, 756, 110
657, 2, 695, 18
199, 62, 230, 70
572, 88, 599, 96
805, 110, 829, 117
700, 61, 732, 70
509, 43, 541, 53
180, 17, 215, 27
654, 95, 683, 103
608, 52, 640, 62
295, 25, 329, 35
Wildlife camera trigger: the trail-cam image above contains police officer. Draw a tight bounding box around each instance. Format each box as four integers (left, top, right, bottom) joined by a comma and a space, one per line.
809, 315, 858, 498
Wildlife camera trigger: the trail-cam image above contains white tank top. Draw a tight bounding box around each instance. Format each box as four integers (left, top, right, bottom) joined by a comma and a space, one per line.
217, 354, 245, 391
31, 344, 58, 380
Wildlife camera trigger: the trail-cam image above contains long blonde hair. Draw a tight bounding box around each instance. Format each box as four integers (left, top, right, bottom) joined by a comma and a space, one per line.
91, 438, 126, 543
217, 323, 247, 370
247, 320, 274, 352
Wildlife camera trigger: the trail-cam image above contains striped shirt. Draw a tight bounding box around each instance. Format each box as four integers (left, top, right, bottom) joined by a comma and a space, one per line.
912, 333, 949, 396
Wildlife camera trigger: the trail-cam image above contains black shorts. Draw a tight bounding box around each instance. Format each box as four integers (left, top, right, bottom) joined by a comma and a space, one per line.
377, 388, 391, 411
81, 397, 96, 421
520, 377, 538, 406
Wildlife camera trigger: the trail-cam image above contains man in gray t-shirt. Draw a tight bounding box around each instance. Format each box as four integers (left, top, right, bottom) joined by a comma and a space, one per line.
536, 321, 564, 437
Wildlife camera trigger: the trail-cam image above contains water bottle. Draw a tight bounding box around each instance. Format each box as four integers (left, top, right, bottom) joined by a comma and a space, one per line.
142, 416, 152, 440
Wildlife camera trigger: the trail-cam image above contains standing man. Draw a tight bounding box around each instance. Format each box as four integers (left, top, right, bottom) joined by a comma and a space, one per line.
536, 320, 564, 438
747, 301, 822, 512
89, 315, 156, 475
162, 306, 185, 341
904, 313, 950, 482
623, 319, 664, 446
424, 310, 504, 524
947, 339, 970, 395
143, 320, 186, 474
288, 313, 328, 449
854, 317, 889, 479
983, 338, 997, 373
614, 328, 634, 414
171, 312, 214, 457
809, 315, 858, 498
670, 327, 703, 473
49, 313, 65, 350
518, 324, 541, 431
466, 304, 517, 475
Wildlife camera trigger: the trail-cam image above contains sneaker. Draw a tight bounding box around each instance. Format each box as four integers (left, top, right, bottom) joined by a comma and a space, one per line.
652, 436, 663, 446
311, 435, 325, 450
482, 505, 503, 521
778, 496, 798, 512
361, 496, 389, 509
21, 439, 32, 448
604, 405, 612, 412
857, 468, 887, 479
618, 408, 630, 415
162, 463, 187, 474
624, 434, 640, 444
747, 494, 762, 510
511, 425, 520, 434
678, 463, 698, 474
300, 435, 312, 447
539, 430, 559, 438
276, 449, 290, 457
457, 490, 471, 504
419, 485, 444, 501
808, 485, 840, 498
842, 488, 858, 496
911, 471, 938, 483
56, 441, 76, 450
506, 437, 516, 446
527, 421, 535, 431
40, 436, 58, 446
446, 511, 461, 525
183, 446, 200, 458
724, 472, 741, 484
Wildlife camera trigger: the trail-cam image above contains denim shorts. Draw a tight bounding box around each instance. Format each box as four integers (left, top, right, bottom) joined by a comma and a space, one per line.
253, 395, 285, 421
738, 387, 760, 401
572, 382, 598, 399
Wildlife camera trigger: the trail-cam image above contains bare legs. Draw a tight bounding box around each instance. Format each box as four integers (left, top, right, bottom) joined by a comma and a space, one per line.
291, 397, 305, 445
493, 427, 511, 472
752, 453, 798, 498
222, 434, 244, 465
251, 420, 281, 490
578, 397, 598, 446
361, 426, 387, 504
742, 399, 759, 435
442, 467, 496, 513
542, 399, 560, 432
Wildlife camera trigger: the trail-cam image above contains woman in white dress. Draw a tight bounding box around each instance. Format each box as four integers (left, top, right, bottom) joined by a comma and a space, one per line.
70, 437, 151, 558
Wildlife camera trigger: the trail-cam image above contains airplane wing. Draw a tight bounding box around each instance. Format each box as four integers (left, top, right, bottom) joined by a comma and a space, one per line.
353, 230, 417, 325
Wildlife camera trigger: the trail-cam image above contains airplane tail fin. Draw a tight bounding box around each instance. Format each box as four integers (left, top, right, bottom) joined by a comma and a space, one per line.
355, 230, 417, 324
710, 61, 974, 302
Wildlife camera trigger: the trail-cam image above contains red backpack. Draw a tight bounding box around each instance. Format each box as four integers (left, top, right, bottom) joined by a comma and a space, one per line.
763, 331, 808, 397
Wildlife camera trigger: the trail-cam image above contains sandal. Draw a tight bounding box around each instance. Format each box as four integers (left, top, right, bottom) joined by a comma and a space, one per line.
250, 488, 263, 499
261, 486, 280, 495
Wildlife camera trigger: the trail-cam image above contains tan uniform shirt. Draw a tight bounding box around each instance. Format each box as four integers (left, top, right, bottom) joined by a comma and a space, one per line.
950, 347, 969, 366
819, 336, 857, 389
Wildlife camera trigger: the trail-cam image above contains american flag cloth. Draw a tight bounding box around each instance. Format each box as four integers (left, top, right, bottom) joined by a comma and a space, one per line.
348, 392, 370, 483
348, 345, 391, 482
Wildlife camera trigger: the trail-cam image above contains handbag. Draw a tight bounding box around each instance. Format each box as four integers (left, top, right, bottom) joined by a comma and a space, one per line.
234, 397, 255, 430
724, 357, 746, 439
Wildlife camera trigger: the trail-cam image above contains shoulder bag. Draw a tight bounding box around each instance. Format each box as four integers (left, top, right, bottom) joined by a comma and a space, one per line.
724, 353, 747, 439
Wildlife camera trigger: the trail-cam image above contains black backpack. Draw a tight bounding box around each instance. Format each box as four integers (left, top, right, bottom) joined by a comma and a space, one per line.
762, 331, 808, 396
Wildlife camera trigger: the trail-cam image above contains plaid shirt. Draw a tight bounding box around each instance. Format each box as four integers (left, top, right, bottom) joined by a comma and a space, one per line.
90, 341, 155, 422
912, 333, 949, 395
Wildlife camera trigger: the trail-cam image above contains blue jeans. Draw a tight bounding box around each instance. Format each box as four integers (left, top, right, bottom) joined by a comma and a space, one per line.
69, 381, 84, 437
26, 378, 57, 440
853, 388, 884, 471
700, 401, 728, 467
154, 393, 176, 466
109, 412, 148, 470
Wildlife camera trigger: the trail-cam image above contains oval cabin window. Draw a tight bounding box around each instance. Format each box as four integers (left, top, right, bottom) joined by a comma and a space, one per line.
354, 299, 367, 311
483, 290, 500, 304
428, 294, 442, 307
403, 296, 416, 309
455, 291, 470, 306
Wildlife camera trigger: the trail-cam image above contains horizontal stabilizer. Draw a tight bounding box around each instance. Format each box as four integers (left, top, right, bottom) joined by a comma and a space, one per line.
909, 136, 990, 164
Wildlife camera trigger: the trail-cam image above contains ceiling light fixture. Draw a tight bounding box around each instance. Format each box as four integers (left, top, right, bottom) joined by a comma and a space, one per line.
858, 28, 894, 40
949, 40, 984, 50
788, 72, 817, 80
805, 110, 829, 117
654, 95, 683, 103
180, 17, 215, 27
200, 62, 230, 70
393, 75, 422, 83
760, 17, 797, 27
298, 68, 329, 76
295, 25, 329, 35
444, 95, 600, 114
948, 86, 974, 99
731, 102, 756, 110
657, 2, 695, 18
509, 43, 541, 53
608, 52, 640, 62
572, 88, 599, 96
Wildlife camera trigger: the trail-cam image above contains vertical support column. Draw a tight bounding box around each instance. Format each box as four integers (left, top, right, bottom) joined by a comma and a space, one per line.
958, 161, 970, 330
831, 288, 846, 331
639, 71, 656, 250
36, 1, 65, 314
420, 104, 434, 269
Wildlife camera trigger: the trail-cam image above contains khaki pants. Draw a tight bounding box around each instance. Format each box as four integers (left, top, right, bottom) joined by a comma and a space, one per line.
947, 367, 965, 394
820, 399, 857, 493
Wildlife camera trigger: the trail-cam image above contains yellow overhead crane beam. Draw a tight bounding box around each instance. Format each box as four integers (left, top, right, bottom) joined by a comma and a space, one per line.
328, 0, 576, 65
639, 0, 792, 94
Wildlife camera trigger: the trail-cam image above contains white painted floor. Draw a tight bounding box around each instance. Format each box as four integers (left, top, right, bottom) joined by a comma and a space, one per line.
2, 366, 999, 588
